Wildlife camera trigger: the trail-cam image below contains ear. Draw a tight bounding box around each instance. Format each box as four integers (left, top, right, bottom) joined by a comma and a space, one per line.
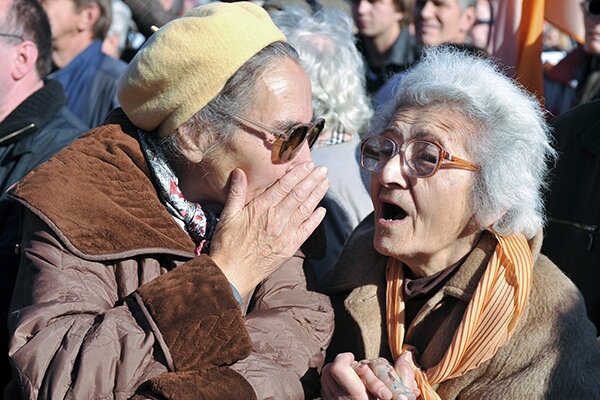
460, 6, 477, 34
76, 2, 101, 34
174, 122, 216, 164
12, 41, 39, 81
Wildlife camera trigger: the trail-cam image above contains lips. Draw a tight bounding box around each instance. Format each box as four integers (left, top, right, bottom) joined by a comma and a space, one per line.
381, 201, 407, 221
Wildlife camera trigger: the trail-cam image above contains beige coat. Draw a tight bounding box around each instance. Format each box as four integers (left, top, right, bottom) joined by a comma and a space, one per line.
324, 216, 600, 399
6, 110, 334, 400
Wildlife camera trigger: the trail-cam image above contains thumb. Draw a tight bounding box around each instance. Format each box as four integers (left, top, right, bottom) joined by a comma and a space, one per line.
220, 168, 248, 220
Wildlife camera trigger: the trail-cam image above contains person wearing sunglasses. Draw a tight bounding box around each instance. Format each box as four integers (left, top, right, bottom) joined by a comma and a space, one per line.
320, 47, 600, 399
545, 0, 600, 115
5, 3, 333, 400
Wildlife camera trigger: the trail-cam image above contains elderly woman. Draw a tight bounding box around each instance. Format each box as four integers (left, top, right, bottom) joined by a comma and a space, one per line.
320, 47, 600, 399
5, 3, 332, 400
271, 6, 374, 283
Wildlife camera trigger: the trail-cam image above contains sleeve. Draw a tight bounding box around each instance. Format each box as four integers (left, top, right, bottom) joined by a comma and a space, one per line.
450, 256, 600, 400
231, 255, 335, 400
8, 211, 254, 400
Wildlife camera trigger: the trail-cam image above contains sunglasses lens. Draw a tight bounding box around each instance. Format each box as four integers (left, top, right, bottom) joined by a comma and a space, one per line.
278, 126, 308, 163
307, 119, 325, 148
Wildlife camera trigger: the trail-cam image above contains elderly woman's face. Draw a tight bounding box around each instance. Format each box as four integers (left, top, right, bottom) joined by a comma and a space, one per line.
200, 58, 314, 204
370, 105, 481, 273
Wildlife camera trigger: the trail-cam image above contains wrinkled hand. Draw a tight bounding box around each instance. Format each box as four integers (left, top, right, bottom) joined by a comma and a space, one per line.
321, 353, 391, 400
321, 353, 419, 400
360, 354, 420, 400
210, 163, 328, 297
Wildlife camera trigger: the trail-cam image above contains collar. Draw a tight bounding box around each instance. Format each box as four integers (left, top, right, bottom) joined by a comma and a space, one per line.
0, 79, 66, 148
8, 108, 195, 261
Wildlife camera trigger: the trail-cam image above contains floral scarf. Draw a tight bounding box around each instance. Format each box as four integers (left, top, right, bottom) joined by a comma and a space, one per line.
139, 131, 218, 255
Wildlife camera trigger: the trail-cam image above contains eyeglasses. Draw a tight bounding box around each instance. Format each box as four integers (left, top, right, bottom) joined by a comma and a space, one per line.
0, 33, 24, 42
227, 112, 325, 164
582, 0, 600, 15
360, 136, 479, 178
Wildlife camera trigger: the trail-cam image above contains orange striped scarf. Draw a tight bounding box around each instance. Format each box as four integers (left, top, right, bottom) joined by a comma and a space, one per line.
386, 232, 533, 400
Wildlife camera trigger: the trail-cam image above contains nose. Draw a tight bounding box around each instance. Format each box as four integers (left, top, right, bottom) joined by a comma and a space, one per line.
294, 141, 313, 164
419, 0, 435, 18
357, 0, 370, 15
376, 153, 409, 188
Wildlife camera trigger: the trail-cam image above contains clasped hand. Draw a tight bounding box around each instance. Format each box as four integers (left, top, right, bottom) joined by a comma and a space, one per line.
321, 352, 420, 400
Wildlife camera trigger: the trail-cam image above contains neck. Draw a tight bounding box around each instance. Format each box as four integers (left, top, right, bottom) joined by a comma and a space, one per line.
362, 25, 402, 66
52, 36, 94, 68
0, 78, 44, 123
402, 230, 482, 278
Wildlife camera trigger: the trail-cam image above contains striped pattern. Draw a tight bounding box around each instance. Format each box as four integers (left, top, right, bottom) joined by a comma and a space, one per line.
386, 232, 533, 400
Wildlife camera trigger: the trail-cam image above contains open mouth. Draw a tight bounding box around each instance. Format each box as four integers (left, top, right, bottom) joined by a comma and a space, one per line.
381, 201, 407, 221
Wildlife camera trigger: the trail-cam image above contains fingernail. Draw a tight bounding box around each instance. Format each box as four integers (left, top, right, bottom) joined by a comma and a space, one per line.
378, 388, 393, 400
315, 166, 327, 177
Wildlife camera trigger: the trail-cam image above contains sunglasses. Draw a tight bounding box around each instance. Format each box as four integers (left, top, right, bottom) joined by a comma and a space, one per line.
360, 136, 479, 178
227, 112, 325, 164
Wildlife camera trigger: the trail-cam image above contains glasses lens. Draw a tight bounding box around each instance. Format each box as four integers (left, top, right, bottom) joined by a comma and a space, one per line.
585, 0, 600, 14
278, 126, 308, 163
360, 137, 396, 171
307, 119, 325, 148
404, 140, 440, 177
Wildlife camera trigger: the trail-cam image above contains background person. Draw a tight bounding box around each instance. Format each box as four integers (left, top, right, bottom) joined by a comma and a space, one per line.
41, 0, 127, 128
0, 0, 86, 392
351, 0, 417, 95
5, 3, 333, 399
271, 6, 374, 284
321, 47, 600, 399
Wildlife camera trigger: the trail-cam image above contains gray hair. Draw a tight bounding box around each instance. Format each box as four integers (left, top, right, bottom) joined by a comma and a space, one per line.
271, 7, 373, 139
373, 47, 556, 238
160, 41, 299, 159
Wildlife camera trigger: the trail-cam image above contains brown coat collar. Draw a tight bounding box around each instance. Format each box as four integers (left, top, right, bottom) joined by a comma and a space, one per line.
8, 109, 195, 261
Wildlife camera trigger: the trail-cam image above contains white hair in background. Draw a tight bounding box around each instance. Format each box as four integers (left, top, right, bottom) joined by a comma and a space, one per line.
271, 6, 373, 138
107, 0, 132, 55
373, 46, 556, 238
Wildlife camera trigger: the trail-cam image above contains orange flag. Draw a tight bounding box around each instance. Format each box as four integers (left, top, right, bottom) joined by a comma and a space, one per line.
487, 0, 583, 102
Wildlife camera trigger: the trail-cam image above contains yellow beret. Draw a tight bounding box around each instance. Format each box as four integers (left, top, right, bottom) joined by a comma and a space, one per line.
117, 2, 286, 137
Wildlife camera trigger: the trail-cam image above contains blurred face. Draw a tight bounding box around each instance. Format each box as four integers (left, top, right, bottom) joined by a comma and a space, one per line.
369, 105, 481, 274
584, 9, 600, 55
197, 58, 314, 205
351, 0, 404, 40
470, 0, 491, 49
39, 0, 80, 47
415, 0, 476, 46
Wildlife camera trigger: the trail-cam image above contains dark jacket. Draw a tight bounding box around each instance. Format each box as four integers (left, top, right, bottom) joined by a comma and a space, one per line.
542, 99, 600, 335
357, 27, 417, 94
5, 109, 333, 399
324, 215, 600, 399
0, 79, 86, 393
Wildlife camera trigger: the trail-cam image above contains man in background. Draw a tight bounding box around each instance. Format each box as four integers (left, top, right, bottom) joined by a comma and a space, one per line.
41, 0, 127, 128
0, 0, 86, 391
351, 0, 417, 94
414, 0, 476, 48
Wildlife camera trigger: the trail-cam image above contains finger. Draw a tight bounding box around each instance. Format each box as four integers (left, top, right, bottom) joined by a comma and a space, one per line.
354, 363, 393, 400
328, 353, 369, 399
219, 168, 248, 221
255, 162, 316, 212
272, 165, 328, 223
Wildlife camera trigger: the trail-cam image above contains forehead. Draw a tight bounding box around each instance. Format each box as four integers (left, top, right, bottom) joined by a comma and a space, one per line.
383, 104, 475, 144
